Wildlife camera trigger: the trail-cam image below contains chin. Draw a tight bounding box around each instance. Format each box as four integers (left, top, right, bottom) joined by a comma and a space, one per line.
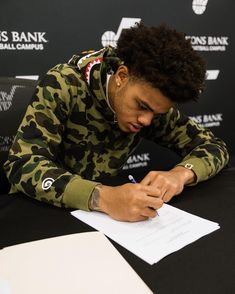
119, 127, 129, 133
118, 123, 129, 133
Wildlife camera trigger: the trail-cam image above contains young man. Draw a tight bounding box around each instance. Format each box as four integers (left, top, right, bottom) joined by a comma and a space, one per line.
4, 23, 229, 222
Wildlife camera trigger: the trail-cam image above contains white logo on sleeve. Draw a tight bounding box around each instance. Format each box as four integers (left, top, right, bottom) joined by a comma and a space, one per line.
42, 178, 55, 190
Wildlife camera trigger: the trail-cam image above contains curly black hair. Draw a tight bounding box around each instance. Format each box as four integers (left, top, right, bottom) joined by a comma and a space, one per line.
116, 23, 207, 103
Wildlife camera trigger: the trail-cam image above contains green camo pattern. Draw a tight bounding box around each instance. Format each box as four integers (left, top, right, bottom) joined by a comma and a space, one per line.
4, 47, 229, 210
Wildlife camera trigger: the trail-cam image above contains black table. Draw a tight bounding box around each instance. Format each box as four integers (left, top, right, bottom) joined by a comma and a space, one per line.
1, 168, 235, 294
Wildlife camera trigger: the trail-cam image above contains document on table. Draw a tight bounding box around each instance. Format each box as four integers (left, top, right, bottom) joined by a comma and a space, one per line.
71, 204, 220, 265
0, 232, 152, 294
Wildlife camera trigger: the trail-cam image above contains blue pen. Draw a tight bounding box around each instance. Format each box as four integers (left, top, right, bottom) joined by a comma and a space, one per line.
128, 174, 137, 183
128, 174, 159, 216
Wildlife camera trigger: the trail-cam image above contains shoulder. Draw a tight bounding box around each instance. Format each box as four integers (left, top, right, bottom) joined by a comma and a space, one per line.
49, 63, 86, 86
38, 63, 88, 95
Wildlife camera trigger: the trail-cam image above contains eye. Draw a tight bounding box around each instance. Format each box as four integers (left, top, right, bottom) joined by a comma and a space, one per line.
138, 102, 148, 111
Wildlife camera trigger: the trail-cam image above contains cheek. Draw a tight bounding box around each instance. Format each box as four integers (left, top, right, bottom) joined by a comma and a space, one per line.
119, 105, 134, 119
115, 89, 137, 119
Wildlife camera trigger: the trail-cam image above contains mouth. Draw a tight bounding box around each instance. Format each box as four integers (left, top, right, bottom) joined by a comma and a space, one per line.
128, 123, 142, 133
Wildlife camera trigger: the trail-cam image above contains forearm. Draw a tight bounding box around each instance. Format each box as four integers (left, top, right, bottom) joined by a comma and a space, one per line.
148, 108, 229, 183
4, 153, 100, 210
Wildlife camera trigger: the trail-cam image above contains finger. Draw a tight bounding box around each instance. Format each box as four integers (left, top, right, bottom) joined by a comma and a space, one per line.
141, 179, 167, 197
159, 188, 167, 199
140, 175, 152, 185
146, 183, 167, 199
144, 195, 164, 210
141, 171, 165, 186
140, 171, 159, 185
141, 185, 162, 197
141, 207, 157, 218
162, 190, 174, 203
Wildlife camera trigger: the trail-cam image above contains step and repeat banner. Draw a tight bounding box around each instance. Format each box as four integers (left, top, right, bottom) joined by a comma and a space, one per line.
0, 0, 234, 177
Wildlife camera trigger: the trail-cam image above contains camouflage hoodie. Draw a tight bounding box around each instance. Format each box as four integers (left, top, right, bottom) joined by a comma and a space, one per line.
4, 47, 229, 210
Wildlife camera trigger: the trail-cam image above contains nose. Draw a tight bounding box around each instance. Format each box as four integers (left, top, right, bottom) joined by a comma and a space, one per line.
137, 112, 154, 127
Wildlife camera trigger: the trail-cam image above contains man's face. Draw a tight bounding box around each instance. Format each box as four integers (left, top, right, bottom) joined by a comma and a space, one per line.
112, 78, 174, 133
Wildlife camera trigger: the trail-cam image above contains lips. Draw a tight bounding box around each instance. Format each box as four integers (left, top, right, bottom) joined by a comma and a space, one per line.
129, 123, 142, 133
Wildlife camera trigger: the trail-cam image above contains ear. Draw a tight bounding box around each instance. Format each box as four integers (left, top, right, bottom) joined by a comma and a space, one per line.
115, 65, 130, 86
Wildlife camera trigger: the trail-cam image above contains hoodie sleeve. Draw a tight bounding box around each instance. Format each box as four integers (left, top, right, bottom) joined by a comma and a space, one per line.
144, 107, 229, 184
4, 66, 100, 210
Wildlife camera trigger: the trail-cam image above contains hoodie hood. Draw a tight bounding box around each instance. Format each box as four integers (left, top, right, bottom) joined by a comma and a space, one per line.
68, 47, 123, 123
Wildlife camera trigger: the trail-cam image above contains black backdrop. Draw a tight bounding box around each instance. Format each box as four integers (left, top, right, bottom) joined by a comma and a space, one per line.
1, 0, 234, 176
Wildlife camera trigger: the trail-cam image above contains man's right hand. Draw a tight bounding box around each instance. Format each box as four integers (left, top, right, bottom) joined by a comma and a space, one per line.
97, 183, 164, 222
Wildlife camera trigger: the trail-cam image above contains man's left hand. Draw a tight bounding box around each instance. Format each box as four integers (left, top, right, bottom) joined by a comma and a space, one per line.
140, 166, 196, 202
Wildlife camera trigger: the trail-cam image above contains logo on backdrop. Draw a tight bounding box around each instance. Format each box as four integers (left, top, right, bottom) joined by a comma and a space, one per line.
190, 113, 223, 128
186, 35, 229, 52
0, 31, 48, 51
206, 70, 220, 80
0, 85, 25, 111
122, 152, 150, 170
192, 0, 208, 15
101, 17, 141, 47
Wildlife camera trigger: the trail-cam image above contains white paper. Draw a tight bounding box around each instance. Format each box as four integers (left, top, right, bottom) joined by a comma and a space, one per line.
71, 204, 220, 265
0, 232, 152, 294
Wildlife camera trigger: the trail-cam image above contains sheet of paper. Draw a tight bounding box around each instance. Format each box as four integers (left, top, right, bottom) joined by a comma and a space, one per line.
71, 204, 220, 265
0, 232, 152, 294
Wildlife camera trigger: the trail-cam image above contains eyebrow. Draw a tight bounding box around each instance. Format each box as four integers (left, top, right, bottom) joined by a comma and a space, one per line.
140, 100, 154, 113
140, 99, 173, 116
